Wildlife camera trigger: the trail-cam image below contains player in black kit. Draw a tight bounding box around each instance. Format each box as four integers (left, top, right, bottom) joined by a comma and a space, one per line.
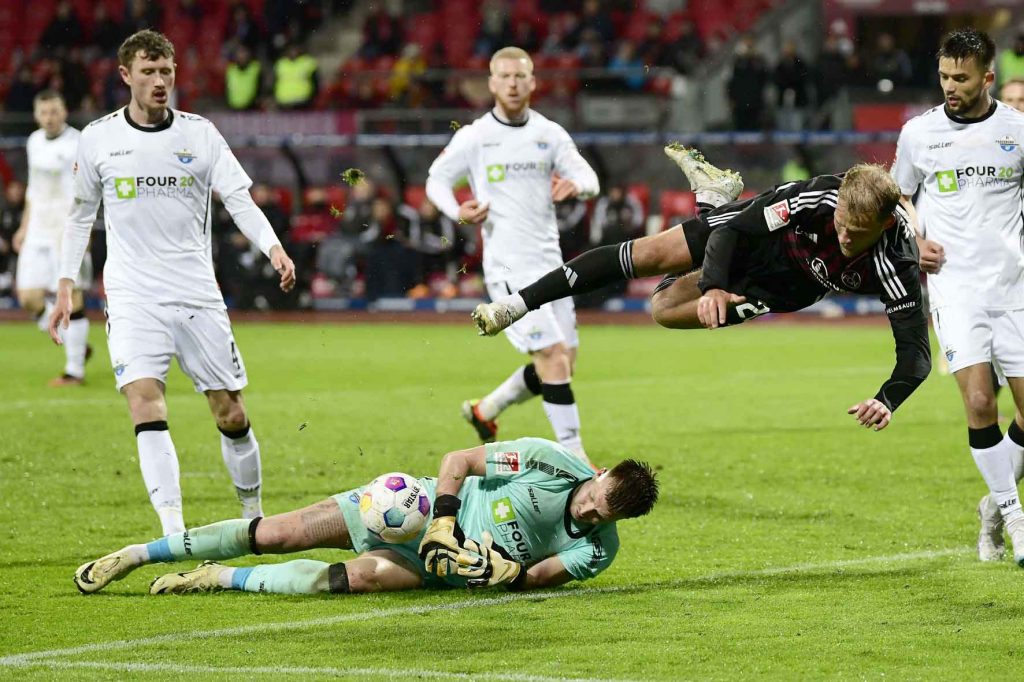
472, 149, 931, 431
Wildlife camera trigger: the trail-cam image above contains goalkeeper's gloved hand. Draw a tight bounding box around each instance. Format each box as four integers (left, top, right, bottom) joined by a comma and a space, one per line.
418, 494, 486, 578
464, 531, 527, 590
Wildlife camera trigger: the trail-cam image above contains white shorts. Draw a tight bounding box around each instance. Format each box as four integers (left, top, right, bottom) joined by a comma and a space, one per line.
486, 280, 579, 354
932, 305, 1024, 377
15, 241, 92, 291
105, 303, 248, 393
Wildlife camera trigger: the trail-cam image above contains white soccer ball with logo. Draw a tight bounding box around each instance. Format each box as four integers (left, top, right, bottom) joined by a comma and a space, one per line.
359, 472, 430, 543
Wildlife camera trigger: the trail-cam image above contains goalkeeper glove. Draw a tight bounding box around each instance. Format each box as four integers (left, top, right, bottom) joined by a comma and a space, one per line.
418, 494, 485, 578
464, 531, 527, 590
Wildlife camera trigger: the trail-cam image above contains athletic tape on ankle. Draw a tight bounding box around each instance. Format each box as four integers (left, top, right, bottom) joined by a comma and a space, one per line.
248, 517, 263, 555
218, 422, 251, 439
541, 382, 575, 405
327, 562, 350, 593
135, 420, 169, 435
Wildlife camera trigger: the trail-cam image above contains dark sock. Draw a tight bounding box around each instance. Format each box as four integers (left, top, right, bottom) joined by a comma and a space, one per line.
520, 242, 636, 311
1008, 420, 1024, 448
523, 363, 542, 396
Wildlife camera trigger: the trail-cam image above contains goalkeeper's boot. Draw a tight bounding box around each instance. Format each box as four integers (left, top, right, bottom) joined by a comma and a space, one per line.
663, 143, 744, 206
74, 547, 139, 594
977, 494, 1005, 562
472, 301, 523, 336
150, 561, 228, 594
461, 400, 498, 443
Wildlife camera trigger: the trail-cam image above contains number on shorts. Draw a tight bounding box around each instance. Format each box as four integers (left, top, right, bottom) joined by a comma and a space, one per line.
230, 340, 240, 370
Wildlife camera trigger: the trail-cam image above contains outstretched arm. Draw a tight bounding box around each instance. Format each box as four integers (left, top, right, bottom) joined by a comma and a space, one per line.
523, 555, 575, 590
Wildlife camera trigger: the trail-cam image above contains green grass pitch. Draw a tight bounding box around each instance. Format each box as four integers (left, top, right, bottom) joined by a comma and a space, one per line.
2, 319, 1023, 680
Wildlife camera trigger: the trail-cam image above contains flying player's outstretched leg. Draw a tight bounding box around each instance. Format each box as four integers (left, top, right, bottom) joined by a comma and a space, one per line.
472, 146, 743, 336
74, 498, 421, 595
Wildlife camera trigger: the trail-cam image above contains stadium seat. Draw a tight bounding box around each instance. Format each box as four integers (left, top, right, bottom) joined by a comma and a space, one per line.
272, 186, 294, 215
659, 190, 696, 228
627, 183, 651, 219
403, 185, 427, 210
303, 186, 347, 213
290, 214, 336, 243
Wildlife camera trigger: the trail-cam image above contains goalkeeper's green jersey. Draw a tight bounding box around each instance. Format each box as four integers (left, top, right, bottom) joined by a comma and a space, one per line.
455, 437, 619, 581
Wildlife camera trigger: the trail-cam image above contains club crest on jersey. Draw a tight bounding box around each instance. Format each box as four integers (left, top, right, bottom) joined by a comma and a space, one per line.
945, 347, 956, 362
174, 148, 196, 164
495, 451, 521, 474
997, 135, 1018, 152
841, 270, 862, 290
535, 140, 549, 150
763, 199, 791, 231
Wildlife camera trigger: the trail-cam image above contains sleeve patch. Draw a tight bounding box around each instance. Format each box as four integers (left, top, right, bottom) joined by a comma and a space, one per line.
494, 451, 521, 474
763, 200, 791, 230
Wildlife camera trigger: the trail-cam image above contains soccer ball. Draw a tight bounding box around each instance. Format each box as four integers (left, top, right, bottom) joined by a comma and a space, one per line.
359, 472, 430, 543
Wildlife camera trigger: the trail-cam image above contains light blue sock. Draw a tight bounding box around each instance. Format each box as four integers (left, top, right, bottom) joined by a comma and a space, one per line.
145, 519, 252, 563
234, 560, 331, 594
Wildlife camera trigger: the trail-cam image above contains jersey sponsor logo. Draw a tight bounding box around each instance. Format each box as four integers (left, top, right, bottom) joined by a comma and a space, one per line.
527, 486, 541, 513
885, 299, 917, 315
811, 257, 828, 283
936, 166, 1016, 193
109, 149, 133, 157
491, 497, 516, 523
495, 451, 521, 474
114, 175, 197, 199
485, 160, 551, 183
841, 270, 862, 289
174, 148, 196, 164
927, 141, 953, 150
763, 199, 791, 230
486, 164, 506, 182
997, 135, 1018, 152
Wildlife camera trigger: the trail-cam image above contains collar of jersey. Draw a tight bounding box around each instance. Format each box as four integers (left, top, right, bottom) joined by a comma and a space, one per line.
563, 479, 596, 539
123, 106, 174, 133
943, 99, 996, 125
490, 109, 530, 127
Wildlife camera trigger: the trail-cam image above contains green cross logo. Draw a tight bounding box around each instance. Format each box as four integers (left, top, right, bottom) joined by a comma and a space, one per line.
936, 170, 958, 193
491, 497, 515, 524
486, 164, 506, 183
115, 177, 136, 199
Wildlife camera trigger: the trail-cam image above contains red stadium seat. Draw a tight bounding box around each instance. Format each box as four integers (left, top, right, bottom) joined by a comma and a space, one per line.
272, 186, 294, 215
659, 190, 696, 228
627, 184, 651, 219
403, 185, 427, 209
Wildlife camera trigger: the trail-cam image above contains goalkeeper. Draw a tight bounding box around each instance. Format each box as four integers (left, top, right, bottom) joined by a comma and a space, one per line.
73, 437, 658, 595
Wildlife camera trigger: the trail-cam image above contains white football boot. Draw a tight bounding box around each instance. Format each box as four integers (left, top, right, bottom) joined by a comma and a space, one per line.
977, 494, 1005, 562
472, 301, 523, 337
663, 143, 744, 206
1007, 517, 1024, 568
74, 547, 140, 593
150, 561, 228, 594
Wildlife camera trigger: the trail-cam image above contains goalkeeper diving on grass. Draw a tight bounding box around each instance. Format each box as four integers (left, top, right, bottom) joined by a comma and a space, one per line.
74, 438, 658, 595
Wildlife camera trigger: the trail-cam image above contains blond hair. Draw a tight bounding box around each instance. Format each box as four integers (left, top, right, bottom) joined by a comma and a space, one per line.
490, 46, 533, 74
838, 164, 900, 225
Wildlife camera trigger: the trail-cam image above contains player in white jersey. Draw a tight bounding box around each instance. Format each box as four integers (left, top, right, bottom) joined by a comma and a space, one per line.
48, 30, 297, 536
892, 28, 1024, 566
426, 47, 599, 464
13, 91, 92, 386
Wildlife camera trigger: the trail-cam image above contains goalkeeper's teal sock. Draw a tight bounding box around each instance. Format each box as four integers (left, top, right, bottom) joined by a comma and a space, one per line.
144, 519, 252, 563
228, 560, 331, 594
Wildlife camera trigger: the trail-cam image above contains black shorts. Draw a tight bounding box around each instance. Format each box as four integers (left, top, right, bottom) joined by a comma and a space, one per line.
681, 215, 713, 268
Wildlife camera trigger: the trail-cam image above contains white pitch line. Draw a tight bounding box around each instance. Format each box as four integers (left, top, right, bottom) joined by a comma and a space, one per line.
0, 546, 969, 669
5, 660, 633, 682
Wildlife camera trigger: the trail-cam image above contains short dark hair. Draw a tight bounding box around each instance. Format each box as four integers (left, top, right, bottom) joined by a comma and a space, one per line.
118, 29, 175, 68
937, 28, 995, 69
606, 459, 659, 519
33, 90, 64, 105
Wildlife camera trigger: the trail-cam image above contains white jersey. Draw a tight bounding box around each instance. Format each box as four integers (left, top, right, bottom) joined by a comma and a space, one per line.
24, 126, 79, 247
60, 107, 280, 309
426, 109, 599, 283
892, 101, 1024, 310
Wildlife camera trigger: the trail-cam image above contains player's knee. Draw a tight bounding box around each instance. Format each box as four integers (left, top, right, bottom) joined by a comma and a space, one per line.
343, 560, 387, 593
650, 292, 694, 329
16, 289, 45, 315
252, 517, 292, 553
210, 395, 247, 430
533, 346, 571, 381
964, 389, 998, 419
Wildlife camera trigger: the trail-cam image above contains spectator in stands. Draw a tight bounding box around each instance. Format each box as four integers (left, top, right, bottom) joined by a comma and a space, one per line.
510, 20, 541, 56
1001, 78, 1024, 111
179, 0, 203, 23
54, 50, 88, 111
577, 29, 609, 70
39, 1, 84, 52
400, 199, 458, 297
359, 6, 403, 59
475, 0, 512, 58
608, 41, 646, 91
637, 18, 668, 68
541, 14, 579, 55
363, 196, 417, 300
590, 185, 643, 247
0, 181, 26, 297
665, 20, 703, 75
389, 43, 427, 103
780, 147, 812, 183
438, 77, 471, 109
5, 66, 38, 114
817, 32, 852, 108
274, 43, 318, 109
311, 180, 375, 295
216, 184, 293, 309
572, 0, 615, 46
224, 2, 263, 57
727, 36, 768, 130
999, 34, 1024, 88
91, 4, 124, 58
774, 39, 810, 130
556, 197, 589, 261
226, 45, 262, 111
867, 33, 912, 87
124, 0, 162, 34
346, 76, 382, 109
253, 184, 289, 239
